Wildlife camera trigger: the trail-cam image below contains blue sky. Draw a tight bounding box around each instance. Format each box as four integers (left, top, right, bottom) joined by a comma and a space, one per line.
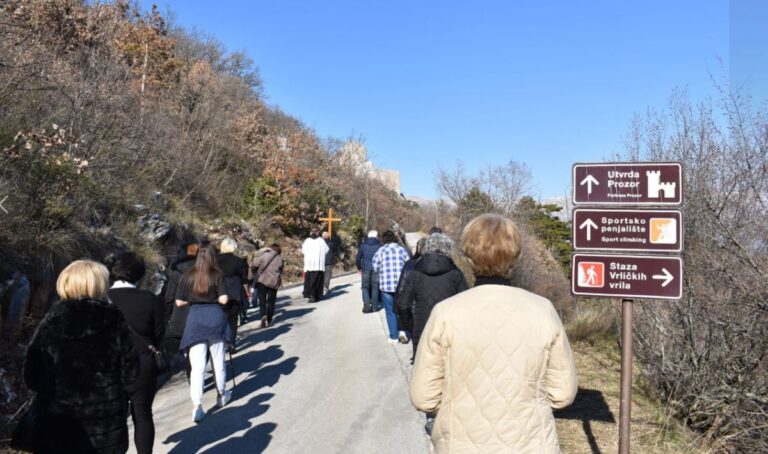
143, 1, 764, 199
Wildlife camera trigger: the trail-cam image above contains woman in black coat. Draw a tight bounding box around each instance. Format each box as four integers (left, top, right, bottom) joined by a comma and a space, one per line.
107, 252, 165, 454
396, 234, 468, 358
394, 237, 427, 342
21, 260, 138, 453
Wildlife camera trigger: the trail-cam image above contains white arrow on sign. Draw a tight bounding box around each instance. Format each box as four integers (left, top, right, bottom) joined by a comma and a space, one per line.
579, 218, 598, 241
652, 268, 674, 287
580, 174, 599, 194
0, 195, 7, 215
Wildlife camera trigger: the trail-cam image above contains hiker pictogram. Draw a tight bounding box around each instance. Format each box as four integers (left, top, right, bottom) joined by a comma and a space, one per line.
578, 262, 604, 288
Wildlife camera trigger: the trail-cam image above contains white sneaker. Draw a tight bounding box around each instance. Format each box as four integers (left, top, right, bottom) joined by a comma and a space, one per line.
387, 338, 398, 345
192, 405, 205, 423
217, 390, 232, 407
398, 331, 409, 344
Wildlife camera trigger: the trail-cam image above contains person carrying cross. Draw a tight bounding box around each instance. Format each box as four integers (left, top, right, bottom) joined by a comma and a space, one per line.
302, 228, 329, 302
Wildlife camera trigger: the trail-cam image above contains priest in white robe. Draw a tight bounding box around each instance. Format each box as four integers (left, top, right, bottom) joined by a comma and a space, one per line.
302, 229, 330, 302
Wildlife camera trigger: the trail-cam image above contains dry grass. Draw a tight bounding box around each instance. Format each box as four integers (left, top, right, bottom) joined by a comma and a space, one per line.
556, 341, 708, 453
559, 299, 707, 453
565, 299, 618, 345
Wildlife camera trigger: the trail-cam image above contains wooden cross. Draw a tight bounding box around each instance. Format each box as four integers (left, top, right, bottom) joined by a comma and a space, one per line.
319, 208, 342, 237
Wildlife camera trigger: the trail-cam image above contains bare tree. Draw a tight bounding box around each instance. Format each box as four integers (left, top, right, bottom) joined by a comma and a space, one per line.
622, 87, 768, 452
478, 160, 532, 215
435, 158, 532, 226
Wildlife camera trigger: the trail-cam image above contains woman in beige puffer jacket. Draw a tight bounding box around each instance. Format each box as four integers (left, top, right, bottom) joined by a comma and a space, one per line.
410, 214, 578, 453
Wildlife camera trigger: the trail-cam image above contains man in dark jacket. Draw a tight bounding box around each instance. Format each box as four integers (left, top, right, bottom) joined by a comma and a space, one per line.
356, 230, 381, 313
397, 233, 468, 358
322, 231, 340, 294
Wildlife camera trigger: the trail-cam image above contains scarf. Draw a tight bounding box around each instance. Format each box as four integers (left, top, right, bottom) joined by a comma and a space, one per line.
474, 276, 512, 287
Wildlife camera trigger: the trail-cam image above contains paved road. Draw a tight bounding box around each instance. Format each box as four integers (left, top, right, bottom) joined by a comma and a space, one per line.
132, 273, 430, 453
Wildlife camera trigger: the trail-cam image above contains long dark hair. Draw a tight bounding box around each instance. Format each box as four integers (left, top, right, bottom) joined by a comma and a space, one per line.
187, 246, 221, 296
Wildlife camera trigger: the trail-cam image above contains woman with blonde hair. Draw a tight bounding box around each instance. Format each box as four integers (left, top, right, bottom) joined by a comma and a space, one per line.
16, 260, 138, 453
410, 214, 578, 453
216, 237, 248, 341
175, 245, 232, 423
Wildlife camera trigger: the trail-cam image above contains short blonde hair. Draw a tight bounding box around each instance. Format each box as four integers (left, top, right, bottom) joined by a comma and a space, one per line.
56, 260, 110, 300
220, 237, 238, 254
461, 214, 522, 278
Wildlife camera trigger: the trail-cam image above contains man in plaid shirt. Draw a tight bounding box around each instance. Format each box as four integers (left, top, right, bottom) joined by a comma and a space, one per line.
372, 230, 411, 344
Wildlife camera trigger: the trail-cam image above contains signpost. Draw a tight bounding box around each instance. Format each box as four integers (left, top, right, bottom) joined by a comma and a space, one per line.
573, 209, 682, 252
572, 254, 682, 300
571, 162, 684, 454
573, 162, 682, 205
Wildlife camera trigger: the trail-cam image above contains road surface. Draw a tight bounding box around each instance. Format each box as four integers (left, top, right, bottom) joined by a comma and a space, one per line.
132, 273, 429, 453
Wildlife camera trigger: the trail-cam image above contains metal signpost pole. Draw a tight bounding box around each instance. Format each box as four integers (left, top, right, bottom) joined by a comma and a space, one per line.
619, 298, 633, 454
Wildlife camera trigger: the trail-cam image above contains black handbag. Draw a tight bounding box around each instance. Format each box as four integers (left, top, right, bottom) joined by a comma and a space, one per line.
10, 399, 39, 452
147, 343, 169, 373
123, 319, 169, 374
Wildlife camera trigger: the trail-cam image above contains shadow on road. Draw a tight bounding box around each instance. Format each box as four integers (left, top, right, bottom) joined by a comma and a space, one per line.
325, 283, 353, 297
235, 305, 315, 351
202, 423, 277, 453
164, 392, 273, 453
165, 346, 299, 453
554, 387, 615, 454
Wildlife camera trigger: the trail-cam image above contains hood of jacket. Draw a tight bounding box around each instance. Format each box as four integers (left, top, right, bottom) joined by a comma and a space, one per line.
415, 253, 457, 277
172, 255, 196, 273
363, 237, 381, 247
35, 297, 123, 342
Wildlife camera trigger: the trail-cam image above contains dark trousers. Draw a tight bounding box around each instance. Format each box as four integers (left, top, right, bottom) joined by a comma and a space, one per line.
250, 287, 259, 313
128, 382, 156, 454
257, 283, 278, 323
303, 271, 324, 301
361, 269, 380, 310
162, 336, 190, 378
240, 294, 250, 319
324, 265, 333, 290
225, 301, 240, 344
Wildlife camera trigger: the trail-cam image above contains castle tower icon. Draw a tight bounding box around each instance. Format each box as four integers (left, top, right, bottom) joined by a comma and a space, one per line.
646, 170, 676, 199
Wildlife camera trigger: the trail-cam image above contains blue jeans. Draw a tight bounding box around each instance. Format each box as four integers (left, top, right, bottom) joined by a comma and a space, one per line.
361, 270, 380, 310
381, 292, 398, 340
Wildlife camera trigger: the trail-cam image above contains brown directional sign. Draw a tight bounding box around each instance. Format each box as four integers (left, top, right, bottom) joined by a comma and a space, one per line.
573, 209, 683, 253
572, 162, 682, 205
572, 254, 683, 300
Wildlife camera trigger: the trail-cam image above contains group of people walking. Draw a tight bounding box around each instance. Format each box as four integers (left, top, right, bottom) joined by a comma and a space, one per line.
13, 213, 579, 453
13, 237, 284, 453
356, 215, 579, 453
355, 227, 467, 351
